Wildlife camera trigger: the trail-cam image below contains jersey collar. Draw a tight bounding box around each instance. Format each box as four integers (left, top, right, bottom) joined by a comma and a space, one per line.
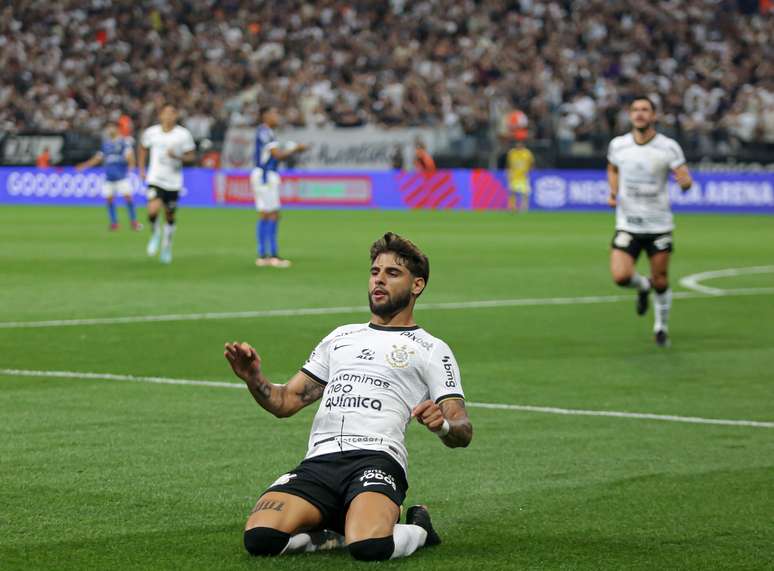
368, 323, 420, 332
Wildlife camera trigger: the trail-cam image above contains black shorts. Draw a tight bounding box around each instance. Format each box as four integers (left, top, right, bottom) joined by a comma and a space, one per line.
611, 230, 673, 260
263, 451, 408, 534
146, 185, 179, 210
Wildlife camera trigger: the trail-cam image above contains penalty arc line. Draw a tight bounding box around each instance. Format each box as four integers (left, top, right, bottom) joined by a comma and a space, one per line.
2, 288, 774, 330
1, 368, 772, 429
679, 265, 774, 296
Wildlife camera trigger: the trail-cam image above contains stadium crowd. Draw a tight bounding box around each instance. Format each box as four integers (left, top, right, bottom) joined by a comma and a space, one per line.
1, 0, 772, 151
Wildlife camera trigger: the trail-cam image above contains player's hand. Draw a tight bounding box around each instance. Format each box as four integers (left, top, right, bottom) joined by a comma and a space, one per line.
607, 193, 617, 208
412, 400, 446, 433
296, 143, 309, 153
224, 342, 262, 384
674, 169, 692, 191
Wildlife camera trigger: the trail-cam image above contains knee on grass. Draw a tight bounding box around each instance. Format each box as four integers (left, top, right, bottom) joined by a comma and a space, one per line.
243, 527, 290, 557
348, 536, 395, 561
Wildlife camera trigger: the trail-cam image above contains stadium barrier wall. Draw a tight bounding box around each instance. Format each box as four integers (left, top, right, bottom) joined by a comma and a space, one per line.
1, 167, 772, 214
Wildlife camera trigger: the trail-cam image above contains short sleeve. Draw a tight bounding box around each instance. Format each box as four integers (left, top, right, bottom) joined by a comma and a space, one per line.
667, 140, 686, 170
141, 128, 152, 149
300, 329, 339, 386
180, 129, 196, 153
423, 341, 465, 405
606, 139, 619, 167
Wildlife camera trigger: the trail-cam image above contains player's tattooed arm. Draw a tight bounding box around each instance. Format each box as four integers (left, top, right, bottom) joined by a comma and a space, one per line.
224, 342, 325, 417
412, 399, 473, 448
438, 399, 473, 448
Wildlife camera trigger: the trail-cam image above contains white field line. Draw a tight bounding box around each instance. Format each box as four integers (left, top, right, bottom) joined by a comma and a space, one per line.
2, 368, 772, 429
679, 265, 774, 295
1, 287, 773, 330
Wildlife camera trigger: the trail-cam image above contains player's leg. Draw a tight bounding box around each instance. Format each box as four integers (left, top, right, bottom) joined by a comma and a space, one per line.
345, 493, 439, 561
265, 173, 290, 267
119, 179, 140, 230
159, 191, 178, 264
508, 187, 517, 213
521, 181, 531, 212
146, 187, 162, 255
648, 249, 672, 346
251, 169, 271, 266
267, 211, 290, 267
244, 491, 327, 556
103, 182, 118, 230
611, 232, 651, 315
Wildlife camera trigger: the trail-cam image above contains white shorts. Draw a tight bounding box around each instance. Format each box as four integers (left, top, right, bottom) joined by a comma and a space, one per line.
251, 168, 281, 212
102, 178, 132, 199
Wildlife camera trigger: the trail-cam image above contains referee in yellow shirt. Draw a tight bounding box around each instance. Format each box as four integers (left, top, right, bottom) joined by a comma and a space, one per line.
506, 135, 535, 213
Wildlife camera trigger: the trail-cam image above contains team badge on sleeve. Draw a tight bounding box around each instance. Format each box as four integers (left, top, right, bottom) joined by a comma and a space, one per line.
386, 345, 414, 368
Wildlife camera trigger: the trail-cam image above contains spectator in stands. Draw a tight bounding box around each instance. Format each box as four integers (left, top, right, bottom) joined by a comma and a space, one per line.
414, 140, 435, 173
0, 0, 771, 160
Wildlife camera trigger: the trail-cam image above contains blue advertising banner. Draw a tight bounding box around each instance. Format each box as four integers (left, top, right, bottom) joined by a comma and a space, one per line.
1, 167, 772, 214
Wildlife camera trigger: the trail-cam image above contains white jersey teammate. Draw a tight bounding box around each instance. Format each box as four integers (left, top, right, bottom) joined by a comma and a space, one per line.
607, 96, 693, 347
138, 104, 196, 264
224, 232, 473, 561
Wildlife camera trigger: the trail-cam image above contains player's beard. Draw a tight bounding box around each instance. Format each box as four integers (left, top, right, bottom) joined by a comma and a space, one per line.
633, 119, 653, 133
369, 287, 412, 318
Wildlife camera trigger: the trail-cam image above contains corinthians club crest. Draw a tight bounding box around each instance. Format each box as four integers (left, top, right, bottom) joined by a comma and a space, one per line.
386, 344, 414, 368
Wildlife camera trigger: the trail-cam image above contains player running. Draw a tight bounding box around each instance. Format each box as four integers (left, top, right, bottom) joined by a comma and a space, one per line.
224, 232, 473, 561
138, 104, 195, 264
76, 120, 140, 231
251, 107, 307, 268
506, 135, 535, 213
607, 96, 693, 347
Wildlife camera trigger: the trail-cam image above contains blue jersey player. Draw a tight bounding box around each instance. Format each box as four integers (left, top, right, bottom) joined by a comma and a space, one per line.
250, 107, 307, 267
77, 121, 140, 231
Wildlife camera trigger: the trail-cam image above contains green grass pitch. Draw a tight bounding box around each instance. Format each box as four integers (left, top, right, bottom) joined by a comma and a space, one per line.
1, 206, 772, 570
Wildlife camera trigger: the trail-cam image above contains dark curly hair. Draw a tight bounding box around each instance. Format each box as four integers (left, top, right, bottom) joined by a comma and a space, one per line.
369, 232, 430, 293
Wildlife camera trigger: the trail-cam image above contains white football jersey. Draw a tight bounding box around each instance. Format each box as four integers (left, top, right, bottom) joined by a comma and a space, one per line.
607, 132, 686, 233
300, 323, 465, 476
141, 124, 195, 191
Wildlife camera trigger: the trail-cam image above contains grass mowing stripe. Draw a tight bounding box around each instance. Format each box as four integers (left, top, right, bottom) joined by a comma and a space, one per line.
3, 368, 772, 429
2, 287, 774, 329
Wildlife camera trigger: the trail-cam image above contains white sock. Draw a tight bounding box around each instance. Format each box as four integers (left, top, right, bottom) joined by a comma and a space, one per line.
161, 223, 175, 249
151, 220, 160, 236
282, 530, 345, 554
653, 288, 672, 332
390, 524, 427, 559
626, 272, 651, 291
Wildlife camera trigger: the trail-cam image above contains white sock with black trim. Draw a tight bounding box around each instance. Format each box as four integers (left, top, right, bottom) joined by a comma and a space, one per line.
161, 223, 175, 249
390, 524, 427, 559
653, 288, 672, 332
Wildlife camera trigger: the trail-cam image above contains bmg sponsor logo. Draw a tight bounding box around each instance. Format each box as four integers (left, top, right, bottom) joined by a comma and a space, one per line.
534, 176, 567, 208
441, 356, 456, 388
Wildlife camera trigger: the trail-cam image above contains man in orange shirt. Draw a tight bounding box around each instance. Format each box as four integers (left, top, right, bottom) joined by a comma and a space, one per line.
413, 140, 435, 172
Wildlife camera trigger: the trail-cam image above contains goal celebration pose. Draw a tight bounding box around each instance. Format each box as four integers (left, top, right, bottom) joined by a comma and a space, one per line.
224, 232, 473, 561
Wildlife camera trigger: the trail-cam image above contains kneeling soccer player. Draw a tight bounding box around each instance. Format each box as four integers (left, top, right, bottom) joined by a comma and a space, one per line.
224, 232, 473, 560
